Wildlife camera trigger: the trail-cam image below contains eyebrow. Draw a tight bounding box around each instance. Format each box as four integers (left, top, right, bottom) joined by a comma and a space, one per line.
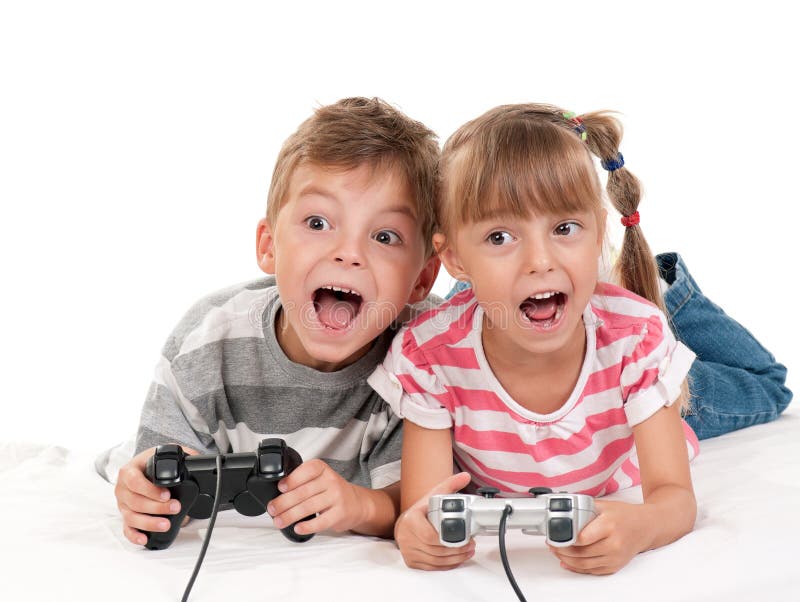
297, 186, 418, 220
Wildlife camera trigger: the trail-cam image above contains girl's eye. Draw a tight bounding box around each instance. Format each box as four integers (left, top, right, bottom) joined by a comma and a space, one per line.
374, 230, 402, 245
488, 231, 513, 246
555, 222, 582, 236
305, 216, 330, 231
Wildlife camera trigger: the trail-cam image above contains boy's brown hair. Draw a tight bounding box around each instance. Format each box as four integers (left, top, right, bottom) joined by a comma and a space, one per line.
266, 97, 440, 256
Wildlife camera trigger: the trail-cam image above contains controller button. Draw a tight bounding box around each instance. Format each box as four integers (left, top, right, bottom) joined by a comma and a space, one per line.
234, 491, 266, 517
188, 493, 215, 519
259, 452, 283, 476
441, 518, 467, 544
549, 498, 572, 512
529, 487, 553, 497
442, 499, 465, 513
548, 517, 573, 542
476, 486, 500, 498
155, 458, 179, 481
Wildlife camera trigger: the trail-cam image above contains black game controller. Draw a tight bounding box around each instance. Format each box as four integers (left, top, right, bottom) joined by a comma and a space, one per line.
143, 438, 313, 550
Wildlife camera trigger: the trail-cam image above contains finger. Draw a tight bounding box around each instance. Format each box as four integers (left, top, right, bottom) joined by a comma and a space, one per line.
277, 459, 327, 493
559, 559, 614, 575
268, 478, 327, 517
117, 489, 182, 517
271, 491, 329, 530
123, 524, 149, 546
404, 546, 476, 570
119, 503, 174, 534
549, 539, 609, 559
118, 464, 171, 502
419, 472, 472, 504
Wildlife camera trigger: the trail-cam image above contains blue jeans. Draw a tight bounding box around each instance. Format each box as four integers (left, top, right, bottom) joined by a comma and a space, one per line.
444, 252, 792, 440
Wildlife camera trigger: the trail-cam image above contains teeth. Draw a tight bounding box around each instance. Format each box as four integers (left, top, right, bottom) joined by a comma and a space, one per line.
321, 285, 358, 296
531, 291, 559, 300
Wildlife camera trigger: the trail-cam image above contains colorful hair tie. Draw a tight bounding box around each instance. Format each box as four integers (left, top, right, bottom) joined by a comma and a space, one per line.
601, 153, 625, 171
562, 111, 587, 141
621, 211, 640, 228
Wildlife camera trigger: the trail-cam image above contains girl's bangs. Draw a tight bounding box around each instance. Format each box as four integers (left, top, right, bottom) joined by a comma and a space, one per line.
449, 123, 602, 226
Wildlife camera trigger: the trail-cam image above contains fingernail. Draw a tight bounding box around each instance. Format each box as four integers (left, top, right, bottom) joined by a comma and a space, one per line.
160, 491, 169, 501
278, 482, 287, 493
266, 504, 275, 516
169, 501, 180, 513
273, 517, 284, 528
160, 520, 171, 531
138, 535, 147, 545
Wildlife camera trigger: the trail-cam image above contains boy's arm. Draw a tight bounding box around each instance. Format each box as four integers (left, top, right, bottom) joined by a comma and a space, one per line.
550, 400, 696, 575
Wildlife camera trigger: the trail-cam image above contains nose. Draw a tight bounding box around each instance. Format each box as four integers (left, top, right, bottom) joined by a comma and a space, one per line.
526, 235, 554, 274
332, 237, 364, 268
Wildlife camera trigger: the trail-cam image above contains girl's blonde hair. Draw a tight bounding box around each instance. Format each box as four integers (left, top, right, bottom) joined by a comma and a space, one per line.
438, 103, 663, 313
438, 103, 690, 409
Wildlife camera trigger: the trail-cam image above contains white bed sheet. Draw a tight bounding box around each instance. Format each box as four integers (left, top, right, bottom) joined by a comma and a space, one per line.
2, 407, 799, 601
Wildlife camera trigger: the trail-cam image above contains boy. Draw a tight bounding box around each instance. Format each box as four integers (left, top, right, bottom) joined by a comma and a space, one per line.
109, 97, 441, 544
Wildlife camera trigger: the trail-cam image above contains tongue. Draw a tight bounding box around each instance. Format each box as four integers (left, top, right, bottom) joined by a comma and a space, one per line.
522, 297, 558, 321
315, 290, 359, 329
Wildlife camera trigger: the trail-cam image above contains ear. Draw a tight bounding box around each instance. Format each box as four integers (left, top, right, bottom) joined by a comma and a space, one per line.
432, 233, 469, 282
256, 217, 277, 274
407, 254, 441, 304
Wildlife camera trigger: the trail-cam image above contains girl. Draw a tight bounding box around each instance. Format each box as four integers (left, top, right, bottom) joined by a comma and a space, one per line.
369, 104, 699, 575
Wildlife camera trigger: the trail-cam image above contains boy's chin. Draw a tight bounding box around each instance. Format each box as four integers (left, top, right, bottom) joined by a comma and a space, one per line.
303, 335, 376, 371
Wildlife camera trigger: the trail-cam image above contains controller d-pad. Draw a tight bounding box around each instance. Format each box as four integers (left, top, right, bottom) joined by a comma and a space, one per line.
155, 458, 179, 481
549, 498, 572, 512
548, 517, 573, 543
441, 518, 467, 544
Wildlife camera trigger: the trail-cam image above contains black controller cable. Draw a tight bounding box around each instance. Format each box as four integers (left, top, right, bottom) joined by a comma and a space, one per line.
498, 505, 527, 602
181, 454, 223, 602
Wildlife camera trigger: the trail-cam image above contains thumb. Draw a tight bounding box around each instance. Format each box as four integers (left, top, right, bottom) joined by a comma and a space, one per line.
425, 471, 472, 499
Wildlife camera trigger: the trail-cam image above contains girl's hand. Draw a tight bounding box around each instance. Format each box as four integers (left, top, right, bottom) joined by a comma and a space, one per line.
547, 499, 649, 575
394, 472, 474, 570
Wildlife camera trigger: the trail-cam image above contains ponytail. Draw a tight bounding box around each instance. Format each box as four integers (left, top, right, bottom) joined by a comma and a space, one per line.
580, 112, 666, 314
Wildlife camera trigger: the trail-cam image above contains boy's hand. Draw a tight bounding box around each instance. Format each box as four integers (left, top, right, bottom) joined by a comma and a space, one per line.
394, 472, 473, 571
266, 459, 372, 536
548, 499, 649, 575
114, 446, 198, 546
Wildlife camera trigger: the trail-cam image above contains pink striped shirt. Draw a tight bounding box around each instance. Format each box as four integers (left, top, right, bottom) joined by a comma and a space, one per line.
368, 283, 699, 496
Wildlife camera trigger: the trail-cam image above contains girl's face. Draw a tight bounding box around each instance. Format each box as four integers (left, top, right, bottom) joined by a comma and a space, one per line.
435, 206, 605, 362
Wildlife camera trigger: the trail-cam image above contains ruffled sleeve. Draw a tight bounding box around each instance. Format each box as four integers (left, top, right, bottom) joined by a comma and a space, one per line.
367, 326, 453, 430
620, 309, 696, 426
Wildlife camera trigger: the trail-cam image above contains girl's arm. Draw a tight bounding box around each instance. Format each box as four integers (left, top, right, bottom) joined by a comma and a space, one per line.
400, 421, 456, 511
395, 420, 474, 570
550, 396, 696, 575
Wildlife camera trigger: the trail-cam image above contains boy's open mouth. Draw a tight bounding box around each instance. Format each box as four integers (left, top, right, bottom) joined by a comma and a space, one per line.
519, 291, 566, 330
313, 285, 364, 330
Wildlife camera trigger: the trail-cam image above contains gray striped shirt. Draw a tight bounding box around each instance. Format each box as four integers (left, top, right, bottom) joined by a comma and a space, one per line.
133, 276, 424, 489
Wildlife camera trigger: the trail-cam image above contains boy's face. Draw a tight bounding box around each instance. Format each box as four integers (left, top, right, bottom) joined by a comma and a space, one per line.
257, 162, 438, 372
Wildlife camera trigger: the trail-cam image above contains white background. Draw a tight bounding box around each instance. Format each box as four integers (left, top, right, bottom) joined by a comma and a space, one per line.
1, 1, 797, 453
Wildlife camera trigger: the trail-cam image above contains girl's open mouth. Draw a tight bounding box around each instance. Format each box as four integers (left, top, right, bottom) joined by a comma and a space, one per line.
519, 291, 567, 331
313, 286, 363, 330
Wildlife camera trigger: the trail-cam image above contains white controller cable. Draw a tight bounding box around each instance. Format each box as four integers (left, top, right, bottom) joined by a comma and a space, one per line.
498, 505, 527, 602
181, 454, 223, 602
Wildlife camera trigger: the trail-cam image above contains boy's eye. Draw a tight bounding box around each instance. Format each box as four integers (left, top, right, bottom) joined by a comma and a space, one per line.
305, 216, 330, 231
554, 222, 581, 236
487, 231, 513, 246
374, 230, 402, 245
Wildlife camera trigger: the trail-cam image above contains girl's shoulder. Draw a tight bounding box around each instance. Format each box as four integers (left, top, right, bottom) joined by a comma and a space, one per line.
399, 287, 481, 352
589, 282, 670, 348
